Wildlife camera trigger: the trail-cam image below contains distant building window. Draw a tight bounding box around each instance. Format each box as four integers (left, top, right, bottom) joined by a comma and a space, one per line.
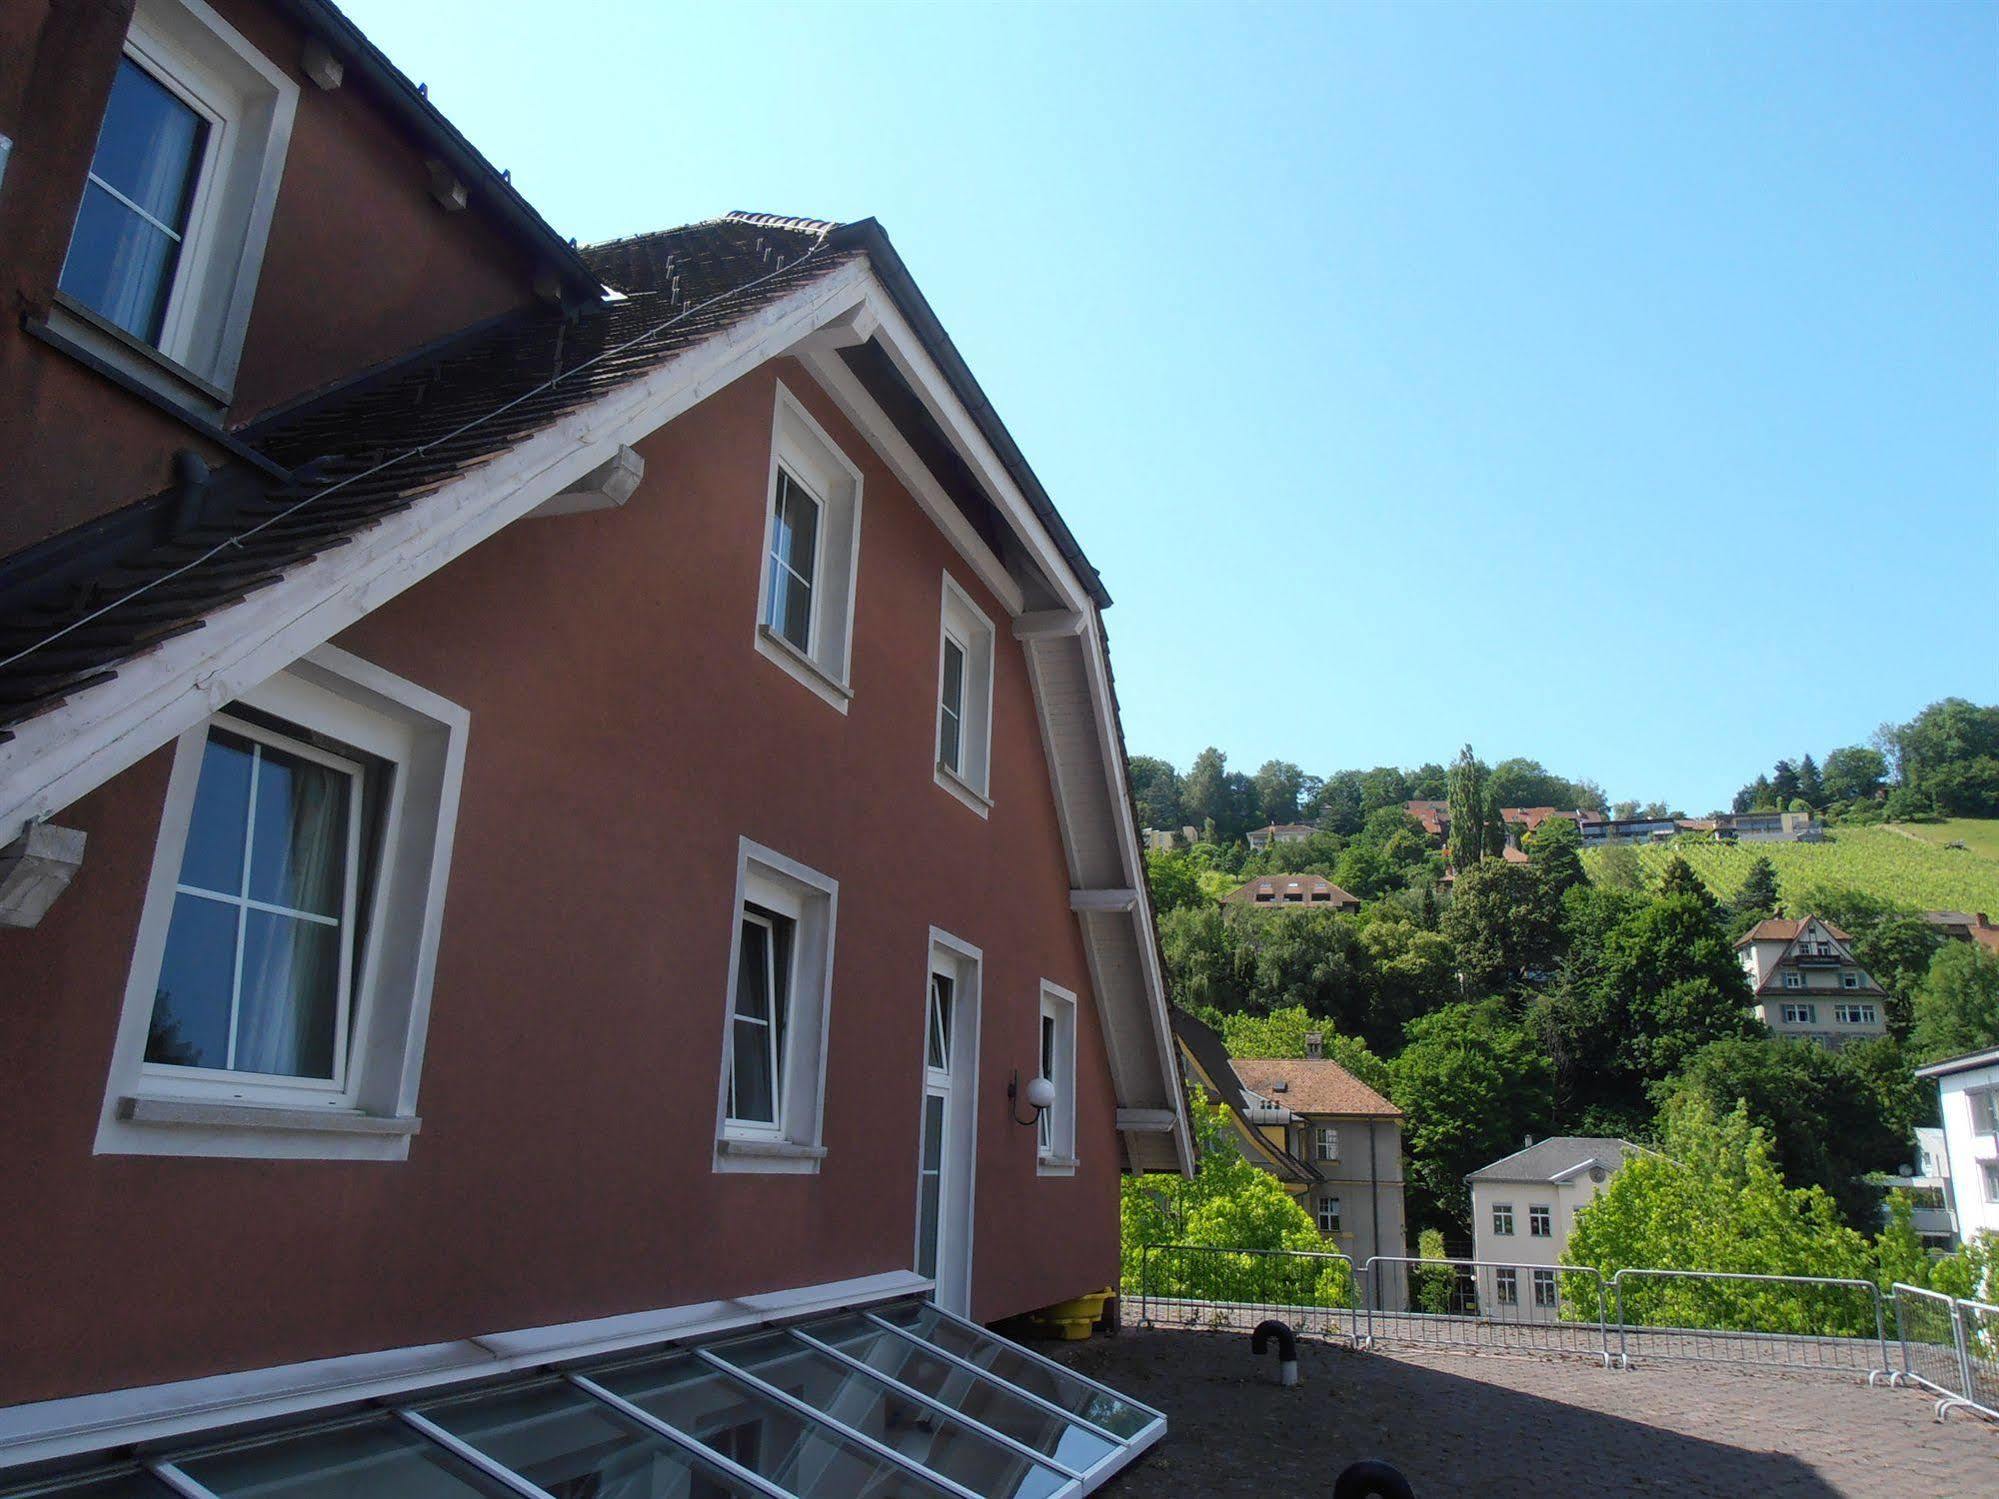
1316, 1125, 1340, 1161
1841, 973, 1860, 990
1492, 1203, 1515, 1236
1528, 1204, 1552, 1238
1494, 1268, 1518, 1306
1780, 1003, 1817, 1025
1317, 1195, 1342, 1236
1834, 1003, 1876, 1025
1532, 1269, 1558, 1309
1782, 972, 1804, 990
1984, 1161, 1999, 1204
1283, 892, 1303, 903
1969, 1089, 1999, 1136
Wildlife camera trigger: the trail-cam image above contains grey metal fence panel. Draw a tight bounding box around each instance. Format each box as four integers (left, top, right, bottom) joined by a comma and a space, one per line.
1135, 1243, 1362, 1343
1958, 1299, 1999, 1419
1610, 1269, 1890, 1377
1894, 1283, 1966, 1404
1361, 1257, 1611, 1366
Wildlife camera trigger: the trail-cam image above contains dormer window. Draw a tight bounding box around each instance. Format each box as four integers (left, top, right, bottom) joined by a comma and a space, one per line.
54, 0, 298, 405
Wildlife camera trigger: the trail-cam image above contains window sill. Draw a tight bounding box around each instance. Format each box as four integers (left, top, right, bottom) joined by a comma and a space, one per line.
100, 1095, 421, 1161
715, 1134, 827, 1174
754, 625, 853, 715
934, 762, 993, 819
1037, 1153, 1078, 1177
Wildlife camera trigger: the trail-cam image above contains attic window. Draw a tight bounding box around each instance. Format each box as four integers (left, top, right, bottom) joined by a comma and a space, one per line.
54, 0, 299, 404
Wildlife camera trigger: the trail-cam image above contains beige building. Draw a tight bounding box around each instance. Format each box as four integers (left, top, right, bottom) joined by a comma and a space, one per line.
1737, 916, 1889, 1046
1229, 1039, 1407, 1272
1468, 1137, 1646, 1319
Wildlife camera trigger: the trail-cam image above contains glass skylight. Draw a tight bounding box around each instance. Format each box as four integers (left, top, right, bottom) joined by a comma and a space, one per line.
2, 1301, 1163, 1499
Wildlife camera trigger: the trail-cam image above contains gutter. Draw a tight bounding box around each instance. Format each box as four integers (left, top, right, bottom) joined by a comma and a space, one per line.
273, 0, 603, 306
827, 219, 1113, 610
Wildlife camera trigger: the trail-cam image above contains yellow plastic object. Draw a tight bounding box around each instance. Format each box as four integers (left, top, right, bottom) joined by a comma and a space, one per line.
1025, 1287, 1115, 1341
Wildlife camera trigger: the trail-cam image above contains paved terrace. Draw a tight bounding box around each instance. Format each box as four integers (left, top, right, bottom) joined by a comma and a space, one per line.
1055, 1327, 1997, 1496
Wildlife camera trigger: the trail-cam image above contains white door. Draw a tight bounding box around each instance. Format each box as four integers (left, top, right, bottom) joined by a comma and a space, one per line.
917, 955, 978, 1313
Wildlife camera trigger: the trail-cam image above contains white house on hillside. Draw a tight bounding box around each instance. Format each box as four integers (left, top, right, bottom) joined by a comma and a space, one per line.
1467, 1138, 1646, 1318
1915, 1047, 1999, 1247
1736, 917, 1889, 1047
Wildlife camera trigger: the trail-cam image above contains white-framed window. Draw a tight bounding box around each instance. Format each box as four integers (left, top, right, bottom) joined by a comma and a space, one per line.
1317, 1194, 1342, 1236
1532, 1269, 1558, 1309
1528, 1204, 1552, 1238
1835, 1003, 1877, 1025
933, 573, 996, 816
714, 839, 838, 1172
1780, 1003, 1817, 1025
1969, 1089, 1999, 1136
1841, 972, 1860, 990
98, 647, 468, 1160
56, 0, 298, 402
1494, 1268, 1518, 1306
1315, 1125, 1340, 1161
1492, 1203, 1514, 1236
1037, 980, 1078, 1173
1782, 971, 1804, 990
753, 382, 864, 712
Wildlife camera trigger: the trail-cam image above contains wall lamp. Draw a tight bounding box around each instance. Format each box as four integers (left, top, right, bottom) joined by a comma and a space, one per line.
1008, 1069, 1056, 1127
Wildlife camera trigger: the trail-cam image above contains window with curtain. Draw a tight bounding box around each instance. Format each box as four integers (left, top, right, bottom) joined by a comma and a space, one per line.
144, 718, 361, 1083
59, 55, 213, 347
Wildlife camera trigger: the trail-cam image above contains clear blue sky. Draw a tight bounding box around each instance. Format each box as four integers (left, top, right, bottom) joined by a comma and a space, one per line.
347, 0, 1996, 813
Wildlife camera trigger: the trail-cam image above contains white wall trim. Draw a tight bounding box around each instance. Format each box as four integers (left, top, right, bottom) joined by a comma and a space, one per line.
0, 1270, 930, 1472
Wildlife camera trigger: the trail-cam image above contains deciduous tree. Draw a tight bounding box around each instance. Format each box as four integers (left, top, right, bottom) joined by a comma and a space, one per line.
1909, 942, 1999, 1064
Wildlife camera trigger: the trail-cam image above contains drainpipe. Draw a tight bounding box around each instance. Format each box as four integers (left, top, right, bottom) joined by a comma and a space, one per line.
1368, 1120, 1381, 1312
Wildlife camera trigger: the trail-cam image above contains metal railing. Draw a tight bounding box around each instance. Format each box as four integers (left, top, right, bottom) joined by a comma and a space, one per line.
1134, 1243, 1361, 1342
1892, 1284, 1999, 1422
1361, 1257, 1612, 1366
1610, 1269, 1890, 1376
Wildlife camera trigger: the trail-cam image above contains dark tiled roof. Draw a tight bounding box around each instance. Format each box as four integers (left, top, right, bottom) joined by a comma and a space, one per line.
1465, 1136, 1645, 1183
0, 217, 859, 742
1736, 916, 1854, 947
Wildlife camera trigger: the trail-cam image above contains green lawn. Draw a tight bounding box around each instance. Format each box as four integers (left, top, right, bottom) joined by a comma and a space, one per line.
1582, 820, 1999, 915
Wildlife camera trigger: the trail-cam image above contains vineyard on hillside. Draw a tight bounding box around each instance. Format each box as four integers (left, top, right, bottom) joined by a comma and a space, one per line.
1580, 822, 1999, 915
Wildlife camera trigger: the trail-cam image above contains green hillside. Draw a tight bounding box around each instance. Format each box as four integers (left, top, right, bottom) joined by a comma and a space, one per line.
1581, 821, 1999, 915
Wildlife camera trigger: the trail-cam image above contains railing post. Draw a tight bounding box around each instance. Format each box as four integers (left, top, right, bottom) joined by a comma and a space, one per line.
1952, 1299, 1977, 1406
1595, 1271, 1611, 1369
1139, 1243, 1153, 1327
1871, 1284, 1890, 1380
1614, 1271, 1629, 1369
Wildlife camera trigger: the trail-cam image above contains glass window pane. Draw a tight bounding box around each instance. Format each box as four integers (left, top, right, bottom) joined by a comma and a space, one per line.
146, 891, 237, 1068
712, 1332, 1069, 1499
812, 1315, 1118, 1474
420, 1377, 763, 1498
733, 920, 771, 1024
180, 1416, 521, 1499
878, 1305, 1155, 1439
10, 1468, 181, 1498
87, 58, 207, 224
777, 475, 819, 583
927, 975, 952, 1072
730, 1018, 774, 1124
775, 571, 812, 652
589, 1353, 948, 1497
178, 730, 254, 894
248, 745, 351, 915
235, 910, 340, 1079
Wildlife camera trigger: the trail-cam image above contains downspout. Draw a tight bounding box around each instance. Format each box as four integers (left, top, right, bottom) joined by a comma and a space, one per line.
1368, 1120, 1381, 1312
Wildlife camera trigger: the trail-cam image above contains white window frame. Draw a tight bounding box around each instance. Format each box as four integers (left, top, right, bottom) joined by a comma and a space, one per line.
97, 646, 468, 1161
1984, 1161, 1999, 1204
1037, 980, 1078, 1175
1495, 1268, 1519, 1306
1841, 972, 1860, 990
1834, 1003, 1877, 1026
1782, 971, 1804, 990
1968, 1088, 1999, 1137
1317, 1194, 1342, 1236
1528, 1204, 1552, 1238
1315, 1124, 1340, 1161
713, 839, 839, 1173
1781, 1002, 1817, 1026
933, 572, 996, 817
53, 0, 297, 406
1492, 1203, 1515, 1236
752, 382, 864, 713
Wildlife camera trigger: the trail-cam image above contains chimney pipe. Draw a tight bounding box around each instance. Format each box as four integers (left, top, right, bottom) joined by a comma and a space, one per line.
1304, 1031, 1323, 1060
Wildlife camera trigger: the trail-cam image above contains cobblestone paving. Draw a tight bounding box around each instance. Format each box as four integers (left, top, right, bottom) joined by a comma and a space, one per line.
1061, 1327, 1998, 1497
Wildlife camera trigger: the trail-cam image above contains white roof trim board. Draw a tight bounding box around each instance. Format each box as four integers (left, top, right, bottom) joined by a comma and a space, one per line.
0, 255, 1193, 1177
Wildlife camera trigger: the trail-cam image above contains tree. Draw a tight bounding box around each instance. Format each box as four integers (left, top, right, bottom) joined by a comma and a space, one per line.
1252, 759, 1306, 827
1145, 847, 1204, 914
1358, 766, 1413, 816
1654, 853, 1718, 915
1221, 1006, 1393, 1095
1771, 759, 1801, 806
1734, 857, 1780, 920
1821, 746, 1888, 804
1909, 942, 1999, 1064
1313, 771, 1365, 835
1600, 892, 1761, 1083
1733, 774, 1775, 814
1129, 755, 1183, 831
1593, 844, 1645, 891
1407, 762, 1450, 801
1664, 1036, 1911, 1230
1441, 859, 1560, 991
1181, 747, 1230, 840
1565, 1096, 1878, 1333
1393, 1000, 1553, 1233
1796, 754, 1825, 808
1852, 917, 1943, 1032
1898, 698, 1999, 811
1446, 745, 1504, 869
1525, 816, 1586, 897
